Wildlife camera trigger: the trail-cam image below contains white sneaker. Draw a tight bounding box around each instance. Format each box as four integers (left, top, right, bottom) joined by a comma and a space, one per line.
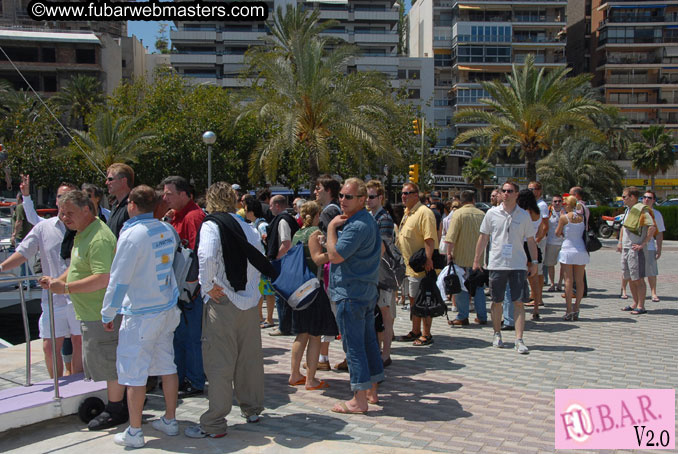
515, 339, 529, 354
492, 332, 504, 348
152, 417, 179, 436
114, 426, 145, 448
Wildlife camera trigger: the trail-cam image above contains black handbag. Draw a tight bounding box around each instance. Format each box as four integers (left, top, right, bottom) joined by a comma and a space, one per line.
583, 210, 602, 253
412, 270, 448, 319
409, 248, 447, 273
443, 260, 462, 295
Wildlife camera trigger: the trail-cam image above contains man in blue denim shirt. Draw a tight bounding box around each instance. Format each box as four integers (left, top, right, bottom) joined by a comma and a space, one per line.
327, 178, 383, 414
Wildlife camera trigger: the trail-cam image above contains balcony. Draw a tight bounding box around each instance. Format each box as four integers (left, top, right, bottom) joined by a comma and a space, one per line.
453, 34, 512, 45
513, 15, 565, 23
600, 37, 678, 46
171, 54, 217, 65
600, 15, 665, 26
512, 35, 564, 44
598, 53, 661, 66
170, 29, 217, 42
605, 75, 656, 84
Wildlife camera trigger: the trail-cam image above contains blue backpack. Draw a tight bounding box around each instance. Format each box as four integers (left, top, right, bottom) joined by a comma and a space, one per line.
271, 243, 320, 311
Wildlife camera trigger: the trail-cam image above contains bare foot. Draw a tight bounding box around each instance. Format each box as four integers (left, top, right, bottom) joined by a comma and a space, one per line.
288, 374, 306, 386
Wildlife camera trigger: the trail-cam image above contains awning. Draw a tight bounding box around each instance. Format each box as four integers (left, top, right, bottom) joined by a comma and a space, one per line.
0, 30, 100, 44
610, 4, 666, 8
458, 5, 482, 10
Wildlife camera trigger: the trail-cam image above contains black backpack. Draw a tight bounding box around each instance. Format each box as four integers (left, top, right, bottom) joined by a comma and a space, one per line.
378, 239, 406, 290
412, 270, 448, 319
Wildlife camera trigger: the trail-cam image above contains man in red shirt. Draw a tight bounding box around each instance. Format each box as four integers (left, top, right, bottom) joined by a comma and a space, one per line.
162, 176, 206, 397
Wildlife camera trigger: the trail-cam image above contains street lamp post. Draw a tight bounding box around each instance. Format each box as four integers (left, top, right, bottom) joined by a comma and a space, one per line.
202, 131, 216, 188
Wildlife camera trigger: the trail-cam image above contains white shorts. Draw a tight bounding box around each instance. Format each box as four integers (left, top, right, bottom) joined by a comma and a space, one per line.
116, 307, 181, 386
377, 289, 396, 319
39, 302, 81, 339
321, 299, 338, 343
405, 276, 422, 300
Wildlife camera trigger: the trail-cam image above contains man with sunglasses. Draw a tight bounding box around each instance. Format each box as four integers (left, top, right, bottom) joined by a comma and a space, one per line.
326, 178, 382, 414
473, 181, 538, 354
366, 180, 395, 367
106, 163, 134, 238
395, 182, 438, 346
642, 190, 664, 304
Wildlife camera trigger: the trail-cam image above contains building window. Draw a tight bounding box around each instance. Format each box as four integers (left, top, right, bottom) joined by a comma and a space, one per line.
408, 89, 420, 99
75, 49, 96, 64
409, 69, 420, 79
41, 48, 56, 62
43, 75, 57, 92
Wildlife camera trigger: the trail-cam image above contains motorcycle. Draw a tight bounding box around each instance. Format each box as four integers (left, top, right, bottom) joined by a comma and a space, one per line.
599, 214, 624, 239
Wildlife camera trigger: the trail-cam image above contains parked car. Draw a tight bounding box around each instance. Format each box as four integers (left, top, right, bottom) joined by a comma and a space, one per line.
475, 202, 491, 212
660, 199, 678, 206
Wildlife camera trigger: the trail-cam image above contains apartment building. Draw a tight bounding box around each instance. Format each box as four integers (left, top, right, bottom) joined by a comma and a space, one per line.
170, 0, 432, 114
590, 0, 678, 133
408, 0, 566, 195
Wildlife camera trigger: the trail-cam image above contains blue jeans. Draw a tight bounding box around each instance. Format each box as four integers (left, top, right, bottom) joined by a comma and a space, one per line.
174, 293, 205, 390
455, 279, 487, 322
335, 299, 384, 392
503, 284, 514, 327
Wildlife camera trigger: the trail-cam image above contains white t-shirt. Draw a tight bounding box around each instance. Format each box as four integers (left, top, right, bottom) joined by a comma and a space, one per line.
480, 203, 536, 270
648, 208, 665, 251
535, 199, 549, 242
278, 218, 292, 245
546, 208, 564, 246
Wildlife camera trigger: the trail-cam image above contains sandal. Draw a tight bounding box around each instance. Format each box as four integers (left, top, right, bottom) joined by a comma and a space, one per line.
630, 309, 647, 315
413, 335, 433, 346
260, 321, 275, 329
562, 312, 574, 321
620, 294, 629, 300
331, 402, 366, 415
547, 285, 556, 292
621, 305, 636, 312
651, 297, 660, 302
531, 313, 540, 321
395, 331, 421, 342
573, 311, 579, 321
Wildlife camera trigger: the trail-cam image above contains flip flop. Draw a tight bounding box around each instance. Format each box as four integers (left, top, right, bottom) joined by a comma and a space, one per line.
413, 335, 433, 346
652, 297, 660, 302
395, 331, 421, 342
331, 402, 366, 415
368, 398, 380, 405
620, 295, 629, 300
621, 305, 635, 312
306, 380, 329, 390
631, 309, 647, 315
260, 321, 275, 329
289, 377, 306, 386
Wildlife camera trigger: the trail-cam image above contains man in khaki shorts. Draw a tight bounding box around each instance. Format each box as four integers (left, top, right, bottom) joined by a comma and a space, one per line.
43, 190, 123, 430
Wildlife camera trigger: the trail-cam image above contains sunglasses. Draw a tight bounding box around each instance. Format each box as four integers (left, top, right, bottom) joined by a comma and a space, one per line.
106, 176, 118, 182
501, 189, 515, 193
339, 193, 359, 200
367, 194, 379, 200
401, 191, 417, 196
644, 196, 654, 200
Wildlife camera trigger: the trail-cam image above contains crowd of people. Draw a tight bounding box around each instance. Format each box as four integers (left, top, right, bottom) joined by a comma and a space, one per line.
0, 166, 666, 448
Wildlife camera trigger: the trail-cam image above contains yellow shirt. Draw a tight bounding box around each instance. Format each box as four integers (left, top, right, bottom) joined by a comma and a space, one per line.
445, 203, 485, 268
397, 202, 438, 278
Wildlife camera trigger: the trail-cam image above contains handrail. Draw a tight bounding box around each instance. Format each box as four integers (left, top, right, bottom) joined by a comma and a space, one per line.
0, 275, 59, 401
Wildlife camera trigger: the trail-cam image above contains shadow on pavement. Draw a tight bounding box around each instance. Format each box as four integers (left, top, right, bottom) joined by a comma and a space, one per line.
527, 345, 594, 352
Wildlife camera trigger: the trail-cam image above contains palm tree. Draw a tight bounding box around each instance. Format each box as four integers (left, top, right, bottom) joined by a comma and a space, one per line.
629, 125, 675, 191
71, 111, 156, 169
52, 75, 105, 128
461, 157, 494, 202
241, 5, 399, 185
453, 55, 606, 181
536, 137, 623, 202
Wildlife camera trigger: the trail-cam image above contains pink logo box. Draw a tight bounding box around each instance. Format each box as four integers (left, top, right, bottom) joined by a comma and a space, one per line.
555, 389, 675, 450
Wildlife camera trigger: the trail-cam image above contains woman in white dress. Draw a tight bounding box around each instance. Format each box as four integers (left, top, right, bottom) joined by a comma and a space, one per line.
555, 196, 589, 320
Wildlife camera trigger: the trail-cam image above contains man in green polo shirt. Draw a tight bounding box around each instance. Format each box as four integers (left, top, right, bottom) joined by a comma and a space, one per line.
41, 189, 124, 430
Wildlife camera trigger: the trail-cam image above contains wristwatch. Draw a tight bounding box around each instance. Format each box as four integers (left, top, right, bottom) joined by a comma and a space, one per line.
531, 260, 538, 264
64, 283, 70, 294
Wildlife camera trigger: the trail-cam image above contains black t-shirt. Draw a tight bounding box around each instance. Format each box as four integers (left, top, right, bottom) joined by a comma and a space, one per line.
108, 194, 130, 238
318, 199, 341, 234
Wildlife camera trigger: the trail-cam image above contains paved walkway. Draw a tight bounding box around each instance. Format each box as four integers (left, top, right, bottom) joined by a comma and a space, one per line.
1, 240, 676, 453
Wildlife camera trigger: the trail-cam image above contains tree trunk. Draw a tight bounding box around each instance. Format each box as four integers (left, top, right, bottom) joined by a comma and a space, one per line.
525, 149, 537, 182
476, 182, 483, 202
308, 152, 319, 192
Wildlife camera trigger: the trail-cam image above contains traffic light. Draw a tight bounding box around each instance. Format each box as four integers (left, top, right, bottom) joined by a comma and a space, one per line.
412, 118, 420, 135
408, 164, 419, 183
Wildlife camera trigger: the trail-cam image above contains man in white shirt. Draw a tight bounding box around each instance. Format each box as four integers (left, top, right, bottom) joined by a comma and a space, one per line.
185, 182, 276, 439
101, 185, 181, 448
0, 178, 81, 378
527, 181, 549, 312
642, 191, 665, 302
473, 182, 538, 354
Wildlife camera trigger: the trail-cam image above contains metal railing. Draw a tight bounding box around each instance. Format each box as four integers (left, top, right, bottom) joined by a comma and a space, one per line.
0, 275, 60, 400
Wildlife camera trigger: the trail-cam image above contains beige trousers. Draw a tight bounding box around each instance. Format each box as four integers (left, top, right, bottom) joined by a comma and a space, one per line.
199, 296, 264, 434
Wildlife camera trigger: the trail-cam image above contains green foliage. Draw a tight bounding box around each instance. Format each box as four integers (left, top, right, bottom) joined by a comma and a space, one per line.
462, 157, 494, 201
242, 4, 409, 187
536, 138, 623, 202
629, 125, 675, 191
656, 206, 678, 241
454, 55, 606, 181
155, 23, 170, 54
52, 75, 105, 129
108, 72, 261, 193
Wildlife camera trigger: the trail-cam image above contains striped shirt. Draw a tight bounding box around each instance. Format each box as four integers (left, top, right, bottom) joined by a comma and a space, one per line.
197, 214, 264, 310
445, 204, 486, 268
